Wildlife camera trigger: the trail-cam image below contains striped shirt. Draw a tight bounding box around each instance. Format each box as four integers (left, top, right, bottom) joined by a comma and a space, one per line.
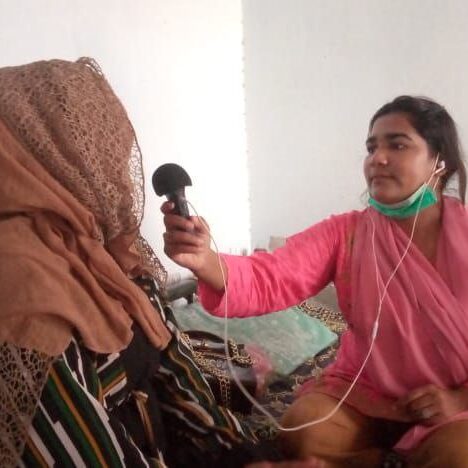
21, 278, 253, 467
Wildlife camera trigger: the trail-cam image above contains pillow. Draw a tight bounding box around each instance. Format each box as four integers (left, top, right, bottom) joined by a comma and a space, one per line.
172, 301, 337, 377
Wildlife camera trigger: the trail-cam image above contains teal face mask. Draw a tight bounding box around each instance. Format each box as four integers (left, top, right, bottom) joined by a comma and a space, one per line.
368, 184, 438, 219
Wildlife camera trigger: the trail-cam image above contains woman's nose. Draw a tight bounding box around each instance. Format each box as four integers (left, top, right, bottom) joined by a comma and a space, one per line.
370, 148, 388, 166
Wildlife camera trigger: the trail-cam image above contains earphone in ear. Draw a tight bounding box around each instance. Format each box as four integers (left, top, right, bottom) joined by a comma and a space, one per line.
434, 160, 446, 175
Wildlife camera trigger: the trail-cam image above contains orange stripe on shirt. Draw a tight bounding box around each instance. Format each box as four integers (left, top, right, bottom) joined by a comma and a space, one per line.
49, 367, 109, 468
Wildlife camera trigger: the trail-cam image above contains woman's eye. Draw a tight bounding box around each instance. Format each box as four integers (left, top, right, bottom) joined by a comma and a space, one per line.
366, 146, 376, 155
391, 143, 406, 150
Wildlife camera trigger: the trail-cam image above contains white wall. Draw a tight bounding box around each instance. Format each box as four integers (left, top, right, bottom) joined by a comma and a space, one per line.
4, 0, 468, 267
243, 0, 468, 248
0, 0, 251, 278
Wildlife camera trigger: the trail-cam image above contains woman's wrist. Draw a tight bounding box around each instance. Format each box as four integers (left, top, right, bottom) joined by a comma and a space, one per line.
194, 249, 227, 291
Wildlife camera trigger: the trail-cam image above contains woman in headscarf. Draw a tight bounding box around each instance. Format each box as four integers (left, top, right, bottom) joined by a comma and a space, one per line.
0, 58, 270, 467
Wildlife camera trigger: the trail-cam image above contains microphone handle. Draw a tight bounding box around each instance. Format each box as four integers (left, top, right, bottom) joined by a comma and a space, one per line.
167, 188, 190, 219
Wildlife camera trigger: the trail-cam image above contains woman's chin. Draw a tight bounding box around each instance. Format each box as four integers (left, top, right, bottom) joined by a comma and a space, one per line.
369, 190, 401, 205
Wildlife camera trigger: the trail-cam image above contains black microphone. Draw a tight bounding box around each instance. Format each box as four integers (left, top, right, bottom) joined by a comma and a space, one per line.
152, 163, 192, 218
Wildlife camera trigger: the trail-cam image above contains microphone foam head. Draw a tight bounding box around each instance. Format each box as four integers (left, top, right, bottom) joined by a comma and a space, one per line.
152, 163, 192, 196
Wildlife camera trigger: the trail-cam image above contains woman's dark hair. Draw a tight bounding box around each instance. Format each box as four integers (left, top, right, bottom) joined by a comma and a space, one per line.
370, 96, 466, 203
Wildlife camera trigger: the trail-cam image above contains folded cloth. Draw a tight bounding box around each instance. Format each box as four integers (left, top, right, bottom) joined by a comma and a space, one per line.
173, 301, 337, 377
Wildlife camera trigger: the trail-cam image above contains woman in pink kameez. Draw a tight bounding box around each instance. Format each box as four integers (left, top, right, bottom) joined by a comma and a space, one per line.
162, 96, 468, 467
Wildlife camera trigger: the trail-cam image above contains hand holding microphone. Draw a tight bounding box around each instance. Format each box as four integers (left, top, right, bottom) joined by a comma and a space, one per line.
160, 199, 212, 273
153, 163, 226, 290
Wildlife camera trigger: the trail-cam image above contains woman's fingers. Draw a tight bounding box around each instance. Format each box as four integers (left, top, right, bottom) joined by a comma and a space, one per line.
161, 201, 195, 230
396, 385, 444, 425
163, 213, 195, 231
161, 201, 210, 238
165, 244, 204, 256
163, 230, 204, 248
406, 394, 434, 415
408, 400, 440, 424
161, 201, 213, 272
160, 200, 175, 214
192, 215, 210, 234
398, 384, 437, 408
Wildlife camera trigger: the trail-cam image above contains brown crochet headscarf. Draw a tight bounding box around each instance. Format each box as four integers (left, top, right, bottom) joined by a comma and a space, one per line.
0, 58, 171, 466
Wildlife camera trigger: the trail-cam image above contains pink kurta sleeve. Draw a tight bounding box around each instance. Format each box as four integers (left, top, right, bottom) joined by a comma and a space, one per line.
198, 213, 353, 317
